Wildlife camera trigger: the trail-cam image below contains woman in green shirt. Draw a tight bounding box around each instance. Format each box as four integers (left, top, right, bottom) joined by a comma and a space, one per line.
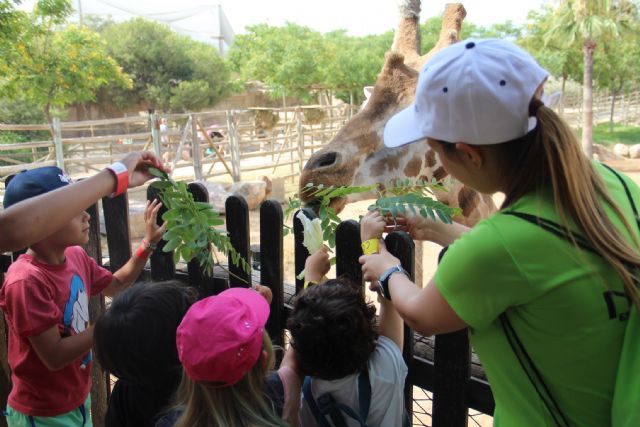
360, 39, 640, 426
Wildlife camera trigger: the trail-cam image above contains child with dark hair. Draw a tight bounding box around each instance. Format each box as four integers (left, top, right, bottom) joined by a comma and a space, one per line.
0, 166, 166, 426
288, 210, 407, 426
93, 281, 196, 427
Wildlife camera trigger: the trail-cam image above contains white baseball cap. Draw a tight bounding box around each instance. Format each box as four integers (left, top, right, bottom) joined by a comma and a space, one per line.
383, 38, 549, 147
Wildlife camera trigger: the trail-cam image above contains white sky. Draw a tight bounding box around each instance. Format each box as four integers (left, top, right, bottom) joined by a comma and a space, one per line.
19, 0, 552, 37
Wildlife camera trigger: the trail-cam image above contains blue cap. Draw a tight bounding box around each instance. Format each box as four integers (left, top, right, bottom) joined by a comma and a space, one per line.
3, 166, 71, 209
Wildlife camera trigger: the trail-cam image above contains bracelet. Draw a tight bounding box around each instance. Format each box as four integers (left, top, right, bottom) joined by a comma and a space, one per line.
304, 280, 317, 289
361, 239, 379, 255
141, 238, 157, 251
105, 161, 128, 197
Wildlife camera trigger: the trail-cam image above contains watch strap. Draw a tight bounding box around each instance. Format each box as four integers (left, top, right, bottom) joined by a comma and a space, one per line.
379, 265, 408, 300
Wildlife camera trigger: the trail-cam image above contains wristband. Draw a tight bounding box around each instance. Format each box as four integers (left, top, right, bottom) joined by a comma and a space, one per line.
105, 161, 128, 197
361, 239, 379, 255
304, 280, 317, 289
135, 244, 152, 260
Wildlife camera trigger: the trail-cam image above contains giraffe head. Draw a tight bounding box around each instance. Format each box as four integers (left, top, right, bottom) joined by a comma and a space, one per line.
299, 3, 473, 215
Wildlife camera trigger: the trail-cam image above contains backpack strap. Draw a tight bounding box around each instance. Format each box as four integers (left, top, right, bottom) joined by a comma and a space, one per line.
499, 313, 570, 427
302, 371, 372, 427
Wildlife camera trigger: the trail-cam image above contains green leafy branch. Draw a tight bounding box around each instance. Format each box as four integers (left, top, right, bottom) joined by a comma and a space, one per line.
284, 179, 460, 249
284, 183, 376, 248
148, 168, 250, 278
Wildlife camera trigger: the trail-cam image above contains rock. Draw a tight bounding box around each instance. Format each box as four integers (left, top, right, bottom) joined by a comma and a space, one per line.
629, 144, 640, 159
613, 143, 630, 157
200, 181, 232, 213
229, 180, 268, 210
593, 144, 624, 161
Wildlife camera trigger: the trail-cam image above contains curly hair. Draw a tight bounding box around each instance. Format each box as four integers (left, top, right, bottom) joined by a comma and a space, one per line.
287, 278, 378, 380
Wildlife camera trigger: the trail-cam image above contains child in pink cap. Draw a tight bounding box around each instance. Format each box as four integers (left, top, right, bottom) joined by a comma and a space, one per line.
156, 287, 300, 427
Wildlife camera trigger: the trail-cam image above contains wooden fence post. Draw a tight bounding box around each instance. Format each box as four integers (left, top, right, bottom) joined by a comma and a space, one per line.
432, 245, 470, 427
185, 183, 225, 297
293, 208, 316, 294
226, 111, 241, 182
335, 219, 363, 285
52, 117, 64, 169
147, 186, 176, 281
84, 203, 108, 427
385, 232, 415, 422
296, 108, 304, 177
150, 112, 162, 158
226, 195, 251, 288
260, 200, 284, 352
101, 193, 131, 270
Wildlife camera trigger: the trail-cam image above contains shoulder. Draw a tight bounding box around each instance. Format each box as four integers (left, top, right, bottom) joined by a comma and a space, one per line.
64, 246, 92, 262
154, 407, 183, 427
368, 336, 407, 378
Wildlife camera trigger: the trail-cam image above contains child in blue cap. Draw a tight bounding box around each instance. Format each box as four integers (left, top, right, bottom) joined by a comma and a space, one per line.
0, 164, 166, 426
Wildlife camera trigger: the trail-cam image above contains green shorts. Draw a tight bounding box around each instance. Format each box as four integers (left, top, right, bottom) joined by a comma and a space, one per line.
4, 394, 92, 427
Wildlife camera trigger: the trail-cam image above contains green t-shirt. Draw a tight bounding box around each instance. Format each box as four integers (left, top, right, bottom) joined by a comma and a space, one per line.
435, 163, 638, 426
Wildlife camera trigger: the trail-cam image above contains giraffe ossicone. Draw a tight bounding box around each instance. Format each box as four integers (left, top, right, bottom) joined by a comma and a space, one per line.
299, 2, 496, 226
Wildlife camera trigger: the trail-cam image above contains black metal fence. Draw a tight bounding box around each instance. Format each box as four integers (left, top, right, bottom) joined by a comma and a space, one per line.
0, 182, 495, 427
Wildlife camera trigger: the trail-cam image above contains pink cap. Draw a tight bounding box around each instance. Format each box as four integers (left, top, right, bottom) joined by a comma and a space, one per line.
176, 287, 270, 386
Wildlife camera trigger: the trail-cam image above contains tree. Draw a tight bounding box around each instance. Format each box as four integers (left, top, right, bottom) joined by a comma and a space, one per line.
521, 5, 583, 116
547, 0, 636, 157
98, 18, 231, 112
0, 0, 131, 121
227, 23, 328, 102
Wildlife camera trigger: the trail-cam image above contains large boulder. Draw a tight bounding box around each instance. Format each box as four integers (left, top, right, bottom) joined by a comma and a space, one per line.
612, 143, 630, 158
229, 180, 269, 210
201, 182, 232, 213
593, 144, 624, 161
629, 144, 640, 159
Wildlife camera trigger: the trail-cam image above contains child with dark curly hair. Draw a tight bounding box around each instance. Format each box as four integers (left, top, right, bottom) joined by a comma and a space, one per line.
288, 210, 407, 426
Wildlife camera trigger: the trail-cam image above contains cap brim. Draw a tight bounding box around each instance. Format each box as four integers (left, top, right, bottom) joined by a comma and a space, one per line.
383, 104, 430, 148
223, 287, 270, 327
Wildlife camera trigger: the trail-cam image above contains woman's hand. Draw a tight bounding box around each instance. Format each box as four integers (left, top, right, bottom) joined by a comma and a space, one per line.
120, 151, 171, 188
305, 246, 330, 283
359, 241, 401, 283
143, 199, 167, 245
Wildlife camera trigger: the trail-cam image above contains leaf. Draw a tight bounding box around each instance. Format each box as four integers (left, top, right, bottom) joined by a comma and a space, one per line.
148, 167, 168, 179
150, 181, 173, 190
163, 237, 182, 252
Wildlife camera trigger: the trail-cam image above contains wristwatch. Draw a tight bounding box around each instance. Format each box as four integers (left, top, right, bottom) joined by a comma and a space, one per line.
378, 265, 409, 300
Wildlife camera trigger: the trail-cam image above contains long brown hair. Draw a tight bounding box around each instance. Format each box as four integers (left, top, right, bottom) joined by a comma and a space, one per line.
172, 333, 287, 427
487, 100, 640, 310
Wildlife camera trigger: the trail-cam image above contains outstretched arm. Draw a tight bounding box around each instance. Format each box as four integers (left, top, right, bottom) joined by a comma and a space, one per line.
102, 199, 166, 297
0, 151, 168, 253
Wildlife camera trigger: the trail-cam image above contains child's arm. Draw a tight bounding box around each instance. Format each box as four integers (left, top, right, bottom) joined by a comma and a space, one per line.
0, 151, 169, 253
28, 325, 94, 371
102, 199, 167, 297
304, 246, 330, 284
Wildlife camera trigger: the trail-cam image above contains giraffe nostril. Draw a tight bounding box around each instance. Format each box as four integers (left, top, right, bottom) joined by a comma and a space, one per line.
309, 152, 339, 169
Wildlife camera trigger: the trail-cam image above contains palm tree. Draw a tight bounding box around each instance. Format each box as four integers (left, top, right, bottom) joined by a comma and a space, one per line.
546, 0, 636, 158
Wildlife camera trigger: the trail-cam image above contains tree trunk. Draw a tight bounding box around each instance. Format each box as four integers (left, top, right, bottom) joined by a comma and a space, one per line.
582, 39, 596, 158
560, 75, 567, 117
609, 90, 617, 133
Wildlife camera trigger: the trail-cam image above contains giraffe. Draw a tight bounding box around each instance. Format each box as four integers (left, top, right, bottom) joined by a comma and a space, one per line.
299, 1, 496, 226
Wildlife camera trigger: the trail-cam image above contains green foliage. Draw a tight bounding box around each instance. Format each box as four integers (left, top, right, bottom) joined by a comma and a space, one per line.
98, 18, 231, 112
148, 168, 250, 278
0, 6, 130, 121
285, 180, 460, 249
227, 23, 328, 102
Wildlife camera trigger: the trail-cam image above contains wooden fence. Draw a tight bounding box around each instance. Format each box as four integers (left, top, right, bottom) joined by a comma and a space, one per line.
0, 105, 357, 195
0, 184, 494, 427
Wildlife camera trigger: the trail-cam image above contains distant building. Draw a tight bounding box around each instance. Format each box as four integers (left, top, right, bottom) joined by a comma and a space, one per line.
73, 0, 234, 54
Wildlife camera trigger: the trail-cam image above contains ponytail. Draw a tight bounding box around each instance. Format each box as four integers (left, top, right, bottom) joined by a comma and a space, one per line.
497, 102, 640, 311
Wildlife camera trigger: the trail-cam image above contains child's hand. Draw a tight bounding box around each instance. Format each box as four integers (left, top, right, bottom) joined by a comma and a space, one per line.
255, 284, 273, 304
144, 199, 167, 245
121, 151, 171, 188
360, 210, 386, 242
305, 246, 330, 283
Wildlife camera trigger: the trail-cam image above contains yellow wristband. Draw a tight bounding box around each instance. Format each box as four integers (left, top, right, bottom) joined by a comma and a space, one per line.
304, 280, 317, 289
361, 239, 379, 255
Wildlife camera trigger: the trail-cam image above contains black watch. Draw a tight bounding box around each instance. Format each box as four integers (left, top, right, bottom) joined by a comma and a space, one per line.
378, 265, 409, 300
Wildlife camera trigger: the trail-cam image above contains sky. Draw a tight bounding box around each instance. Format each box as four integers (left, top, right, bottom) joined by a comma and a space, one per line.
18, 0, 552, 37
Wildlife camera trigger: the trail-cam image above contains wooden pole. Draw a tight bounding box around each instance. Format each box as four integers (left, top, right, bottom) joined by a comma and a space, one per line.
52, 118, 64, 169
